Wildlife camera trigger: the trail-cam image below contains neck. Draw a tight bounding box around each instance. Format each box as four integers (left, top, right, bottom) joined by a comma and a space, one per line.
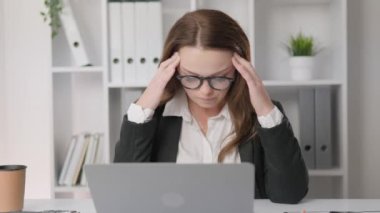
187, 99, 225, 118
187, 98, 225, 135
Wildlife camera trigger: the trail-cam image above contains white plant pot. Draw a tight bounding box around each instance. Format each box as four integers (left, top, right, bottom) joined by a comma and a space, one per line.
289, 56, 315, 81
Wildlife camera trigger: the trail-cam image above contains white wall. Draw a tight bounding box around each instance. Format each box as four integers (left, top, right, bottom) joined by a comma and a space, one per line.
1, 0, 53, 198
348, 0, 380, 198
0, 0, 7, 162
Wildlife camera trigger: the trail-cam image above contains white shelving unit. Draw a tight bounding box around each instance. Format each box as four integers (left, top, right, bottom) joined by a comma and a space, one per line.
50, 0, 348, 198
51, 0, 109, 198
52, 66, 104, 73
254, 0, 348, 199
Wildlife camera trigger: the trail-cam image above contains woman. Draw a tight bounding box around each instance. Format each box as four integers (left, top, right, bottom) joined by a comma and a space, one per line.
114, 9, 308, 204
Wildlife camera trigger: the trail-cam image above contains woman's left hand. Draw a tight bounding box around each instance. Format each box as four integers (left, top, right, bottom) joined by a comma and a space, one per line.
232, 53, 274, 116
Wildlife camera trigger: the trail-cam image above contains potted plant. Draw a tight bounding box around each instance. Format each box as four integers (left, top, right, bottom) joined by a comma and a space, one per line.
285, 32, 318, 80
40, 0, 63, 38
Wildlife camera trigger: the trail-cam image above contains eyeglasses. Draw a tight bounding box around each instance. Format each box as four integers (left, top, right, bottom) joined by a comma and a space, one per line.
176, 75, 235, 90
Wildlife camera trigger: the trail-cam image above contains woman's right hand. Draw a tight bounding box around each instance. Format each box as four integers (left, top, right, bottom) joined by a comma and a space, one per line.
136, 52, 180, 110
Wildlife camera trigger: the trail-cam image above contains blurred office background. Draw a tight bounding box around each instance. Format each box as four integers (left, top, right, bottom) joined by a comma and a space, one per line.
0, 0, 379, 199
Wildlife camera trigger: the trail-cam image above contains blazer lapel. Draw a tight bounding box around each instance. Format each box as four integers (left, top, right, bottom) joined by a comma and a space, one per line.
239, 139, 254, 163
154, 116, 183, 162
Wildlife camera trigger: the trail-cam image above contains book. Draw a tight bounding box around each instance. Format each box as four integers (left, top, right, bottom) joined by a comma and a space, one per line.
79, 134, 99, 185
58, 135, 77, 185
94, 133, 105, 164
62, 133, 90, 185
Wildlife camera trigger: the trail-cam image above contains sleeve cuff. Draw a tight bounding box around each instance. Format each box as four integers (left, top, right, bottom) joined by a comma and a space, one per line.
127, 103, 155, 124
257, 106, 284, 128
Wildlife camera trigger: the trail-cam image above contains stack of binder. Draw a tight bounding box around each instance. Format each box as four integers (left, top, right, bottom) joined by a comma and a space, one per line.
58, 133, 104, 186
298, 87, 333, 169
109, 0, 163, 85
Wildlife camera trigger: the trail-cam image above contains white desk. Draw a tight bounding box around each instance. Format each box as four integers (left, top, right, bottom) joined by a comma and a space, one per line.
24, 199, 380, 213
24, 199, 95, 212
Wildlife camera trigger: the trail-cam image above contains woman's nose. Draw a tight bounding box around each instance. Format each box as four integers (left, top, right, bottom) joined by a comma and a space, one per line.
199, 80, 213, 95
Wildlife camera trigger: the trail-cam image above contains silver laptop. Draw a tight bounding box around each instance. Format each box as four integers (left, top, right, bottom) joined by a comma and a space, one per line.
85, 163, 254, 213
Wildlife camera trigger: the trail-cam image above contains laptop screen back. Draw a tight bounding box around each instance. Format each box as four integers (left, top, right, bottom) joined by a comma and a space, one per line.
85, 163, 254, 213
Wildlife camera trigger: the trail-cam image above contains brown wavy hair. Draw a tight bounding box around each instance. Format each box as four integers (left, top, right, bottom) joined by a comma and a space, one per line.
159, 9, 258, 162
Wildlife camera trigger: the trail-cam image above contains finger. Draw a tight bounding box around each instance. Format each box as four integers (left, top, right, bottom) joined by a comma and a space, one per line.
159, 52, 179, 69
233, 53, 262, 82
232, 56, 254, 84
161, 53, 180, 80
167, 54, 181, 74
233, 53, 253, 72
151, 53, 180, 84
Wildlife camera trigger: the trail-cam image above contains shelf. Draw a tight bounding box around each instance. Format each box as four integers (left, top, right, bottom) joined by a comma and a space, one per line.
272, 0, 331, 6
54, 186, 91, 198
54, 185, 89, 193
52, 66, 104, 73
263, 80, 342, 87
162, 8, 189, 15
309, 168, 345, 177
107, 83, 148, 88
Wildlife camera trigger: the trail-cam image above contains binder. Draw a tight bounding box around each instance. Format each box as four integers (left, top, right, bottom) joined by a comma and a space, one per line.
147, 0, 163, 83
79, 134, 99, 185
63, 133, 90, 185
315, 87, 333, 169
109, 0, 124, 83
298, 88, 316, 169
58, 136, 77, 185
134, 0, 150, 85
72, 133, 90, 185
60, 0, 91, 66
122, 0, 136, 85
94, 133, 105, 164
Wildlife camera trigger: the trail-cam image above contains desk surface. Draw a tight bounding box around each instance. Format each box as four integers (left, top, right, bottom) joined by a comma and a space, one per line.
24, 199, 380, 213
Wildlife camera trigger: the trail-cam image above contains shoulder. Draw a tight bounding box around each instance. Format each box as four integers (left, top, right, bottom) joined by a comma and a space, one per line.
272, 100, 285, 113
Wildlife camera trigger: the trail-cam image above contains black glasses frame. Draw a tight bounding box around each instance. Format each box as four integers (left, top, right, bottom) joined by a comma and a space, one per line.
176, 75, 235, 90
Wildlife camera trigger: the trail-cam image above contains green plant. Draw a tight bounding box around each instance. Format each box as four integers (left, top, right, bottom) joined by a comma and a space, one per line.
286, 32, 317, 56
41, 0, 63, 38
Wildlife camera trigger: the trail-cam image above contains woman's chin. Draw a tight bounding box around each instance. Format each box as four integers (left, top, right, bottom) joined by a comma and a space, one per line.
194, 100, 222, 109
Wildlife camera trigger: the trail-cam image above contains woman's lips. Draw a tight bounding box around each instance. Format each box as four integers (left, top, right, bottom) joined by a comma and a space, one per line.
198, 97, 216, 102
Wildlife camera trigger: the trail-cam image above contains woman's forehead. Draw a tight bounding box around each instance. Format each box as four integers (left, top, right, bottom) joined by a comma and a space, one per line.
178, 46, 233, 75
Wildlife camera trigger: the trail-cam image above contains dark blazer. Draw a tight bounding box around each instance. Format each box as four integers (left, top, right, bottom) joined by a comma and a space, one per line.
114, 101, 309, 204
